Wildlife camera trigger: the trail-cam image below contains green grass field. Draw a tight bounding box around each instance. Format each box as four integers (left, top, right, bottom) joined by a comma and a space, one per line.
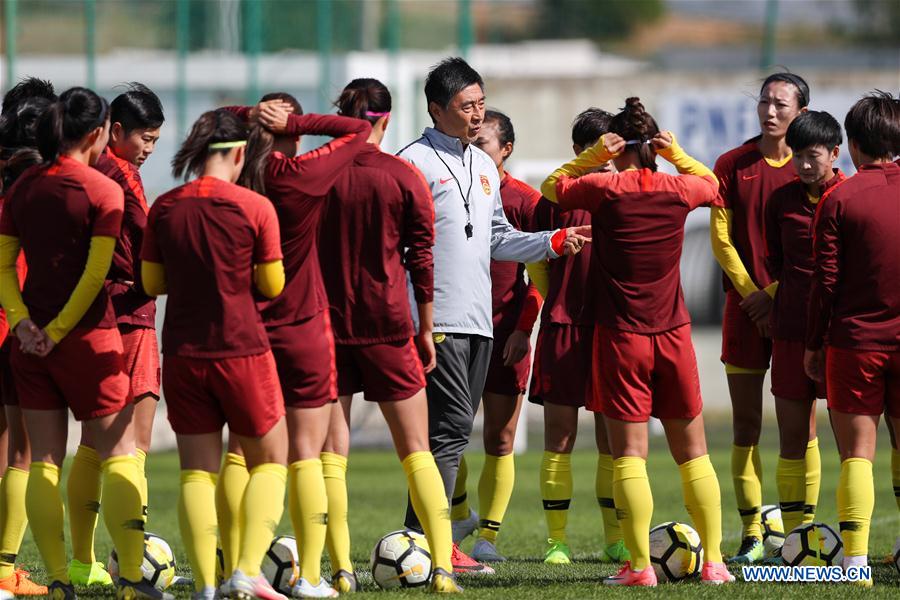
16, 416, 900, 598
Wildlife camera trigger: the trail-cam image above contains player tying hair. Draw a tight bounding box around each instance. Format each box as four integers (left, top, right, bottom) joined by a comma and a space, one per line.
805, 91, 900, 588
226, 95, 371, 598
532, 108, 628, 566
317, 77, 458, 593
450, 109, 544, 563
67, 82, 165, 588
763, 110, 845, 560
543, 97, 733, 586
141, 108, 288, 600
0, 86, 159, 600
0, 79, 56, 597
711, 73, 810, 564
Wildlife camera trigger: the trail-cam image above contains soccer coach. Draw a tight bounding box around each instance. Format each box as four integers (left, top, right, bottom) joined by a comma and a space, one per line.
397, 57, 590, 548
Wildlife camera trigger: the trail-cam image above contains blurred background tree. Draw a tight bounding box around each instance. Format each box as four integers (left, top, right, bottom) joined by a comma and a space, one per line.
535, 0, 666, 41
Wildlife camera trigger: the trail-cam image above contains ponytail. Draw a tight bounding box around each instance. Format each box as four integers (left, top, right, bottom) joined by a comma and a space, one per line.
608, 97, 660, 171
237, 92, 302, 195
35, 87, 108, 164
335, 78, 391, 125
172, 109, 248, 181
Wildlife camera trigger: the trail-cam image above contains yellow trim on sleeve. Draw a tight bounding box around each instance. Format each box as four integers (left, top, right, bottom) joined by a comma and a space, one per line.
0, 235, 29, 331
44, 236, 117, 343
253, 260, 285, 299
141, 261, 167, 297
710, 207, 759, 298
524, 260, 550, 299
541, 136, 616, 203
656, 133, 717, 182
763, 281, 779, 299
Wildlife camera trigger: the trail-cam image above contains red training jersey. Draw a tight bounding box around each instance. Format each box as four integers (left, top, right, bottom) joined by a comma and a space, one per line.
319, 143, 434, 344
555, 169, 719, 333
0, 156, 123, 330
94, 147, 156, 328
490, 173, 541, 334
141, 177, 282, 358
806, 162, 900, 351
714, 141, 796, 292
765, 170, 844, 342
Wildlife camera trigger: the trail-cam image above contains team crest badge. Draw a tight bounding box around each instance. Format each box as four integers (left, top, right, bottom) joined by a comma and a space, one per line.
480, 174, 491, 195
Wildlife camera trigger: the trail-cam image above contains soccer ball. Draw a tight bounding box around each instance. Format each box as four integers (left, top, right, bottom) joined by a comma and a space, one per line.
761, 504, 785, 555
370, 530, 432, 589
261, 536, 299, 594
108, 532, 177, 590
781, 522, 843, 567
649, 522, 703, 582
891, 536, 900, 576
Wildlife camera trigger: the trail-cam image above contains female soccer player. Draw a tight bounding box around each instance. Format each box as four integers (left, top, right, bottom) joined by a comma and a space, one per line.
764, 111, 845, 550
711, 73, 810, 564
535, 108, 627, 566
449, 109, 542, 564
317, 78, 458, 593
543, 98, 733, 586
230, 96, 371, 598
67, 82, 165, 587
141, 108, 287, 600
805, 92, 900, 588
0, 86, 158, 600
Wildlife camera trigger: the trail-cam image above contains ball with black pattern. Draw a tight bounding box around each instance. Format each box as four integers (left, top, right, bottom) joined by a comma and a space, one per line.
370, 530, 432, 589
649, 521, 703, 582
781, 522, 843, 567
108, 532, 176, 590
261, 535, 299, 594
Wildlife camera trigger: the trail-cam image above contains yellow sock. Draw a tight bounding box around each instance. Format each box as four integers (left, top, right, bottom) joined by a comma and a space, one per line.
215, 452, 249, 576
776, 457, 806, 535
679, 455, 724, 564
134, 448, 149, 521
892, 448, 900, 512
803, 438, 820, 525
237, 463, 286, 578
731, 444, 763, 540
101, 455, 145, 582
403, 451, 452, 573
612, 457, 653, 571
0, 467, 29, 579
477, 453, 514, 543
596, 453, 621, 545
178, 470, 218, 592
450, 455, 470, 521
26, 462, 68, 583
540, 451, 572, 542
288, 460, 326, 584
837, 458, 873, 557
67, 444, 102, 564
322, 452, 352, 574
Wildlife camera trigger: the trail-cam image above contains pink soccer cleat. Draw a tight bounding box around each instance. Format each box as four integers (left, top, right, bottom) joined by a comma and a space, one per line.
602, 562, 657, 587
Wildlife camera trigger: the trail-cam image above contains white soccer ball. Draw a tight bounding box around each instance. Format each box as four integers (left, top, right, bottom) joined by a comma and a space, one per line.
761, 504, 786, 555
370, 530, 432, 589
108, 532, 177, 590
892, 536, 900, 576
261, 535, 299, 594
781, 522, 843, 567
649, 521, 703, 582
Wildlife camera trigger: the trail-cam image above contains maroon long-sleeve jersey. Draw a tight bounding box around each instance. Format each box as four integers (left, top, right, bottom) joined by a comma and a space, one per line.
318, 143, 434, 344
806, 162, 900, 351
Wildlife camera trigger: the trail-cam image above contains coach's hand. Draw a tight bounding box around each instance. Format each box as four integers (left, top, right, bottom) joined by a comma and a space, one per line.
416, 330, 436, 374
562, 225, 592, 256
804, 349, 825, 382
503, 330, 531, 367
740, 289, 773, 322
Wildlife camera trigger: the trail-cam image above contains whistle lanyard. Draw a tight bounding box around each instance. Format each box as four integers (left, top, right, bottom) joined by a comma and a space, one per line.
426, 136, 474, 239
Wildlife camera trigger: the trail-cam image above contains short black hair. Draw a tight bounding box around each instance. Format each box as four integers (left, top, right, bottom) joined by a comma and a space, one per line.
844, 90, 900, 159
0, 96, 53, 157
571, 107, 613, 148
760, 72, 810, 109
2, 77, 56, 115
484, 109, 514, 146
424, 57, 483, 113
785, 110, 842, 153
110, 83, 164, 133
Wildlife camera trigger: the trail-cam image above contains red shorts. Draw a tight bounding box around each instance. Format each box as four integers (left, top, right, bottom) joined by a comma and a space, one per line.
11, 327, 131, 421
163, 350, 284, 437
826, 346, 900, 417
335, 338, 426, 401
771, 338, 826, 401
0, 338, 17, 406
529, 323, 592, 408
590, 324, 702, 422
483, 328, 531, 396
120, 325, 160, 402
721, 290, 772, 370
266, 311, 337, 408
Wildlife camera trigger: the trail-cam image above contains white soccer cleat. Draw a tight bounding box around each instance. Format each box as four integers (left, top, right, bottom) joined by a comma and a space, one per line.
470, 539, 506, 563
451, 508, 479, 543
225, 570, 288, 600
291, 577, 338, 598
